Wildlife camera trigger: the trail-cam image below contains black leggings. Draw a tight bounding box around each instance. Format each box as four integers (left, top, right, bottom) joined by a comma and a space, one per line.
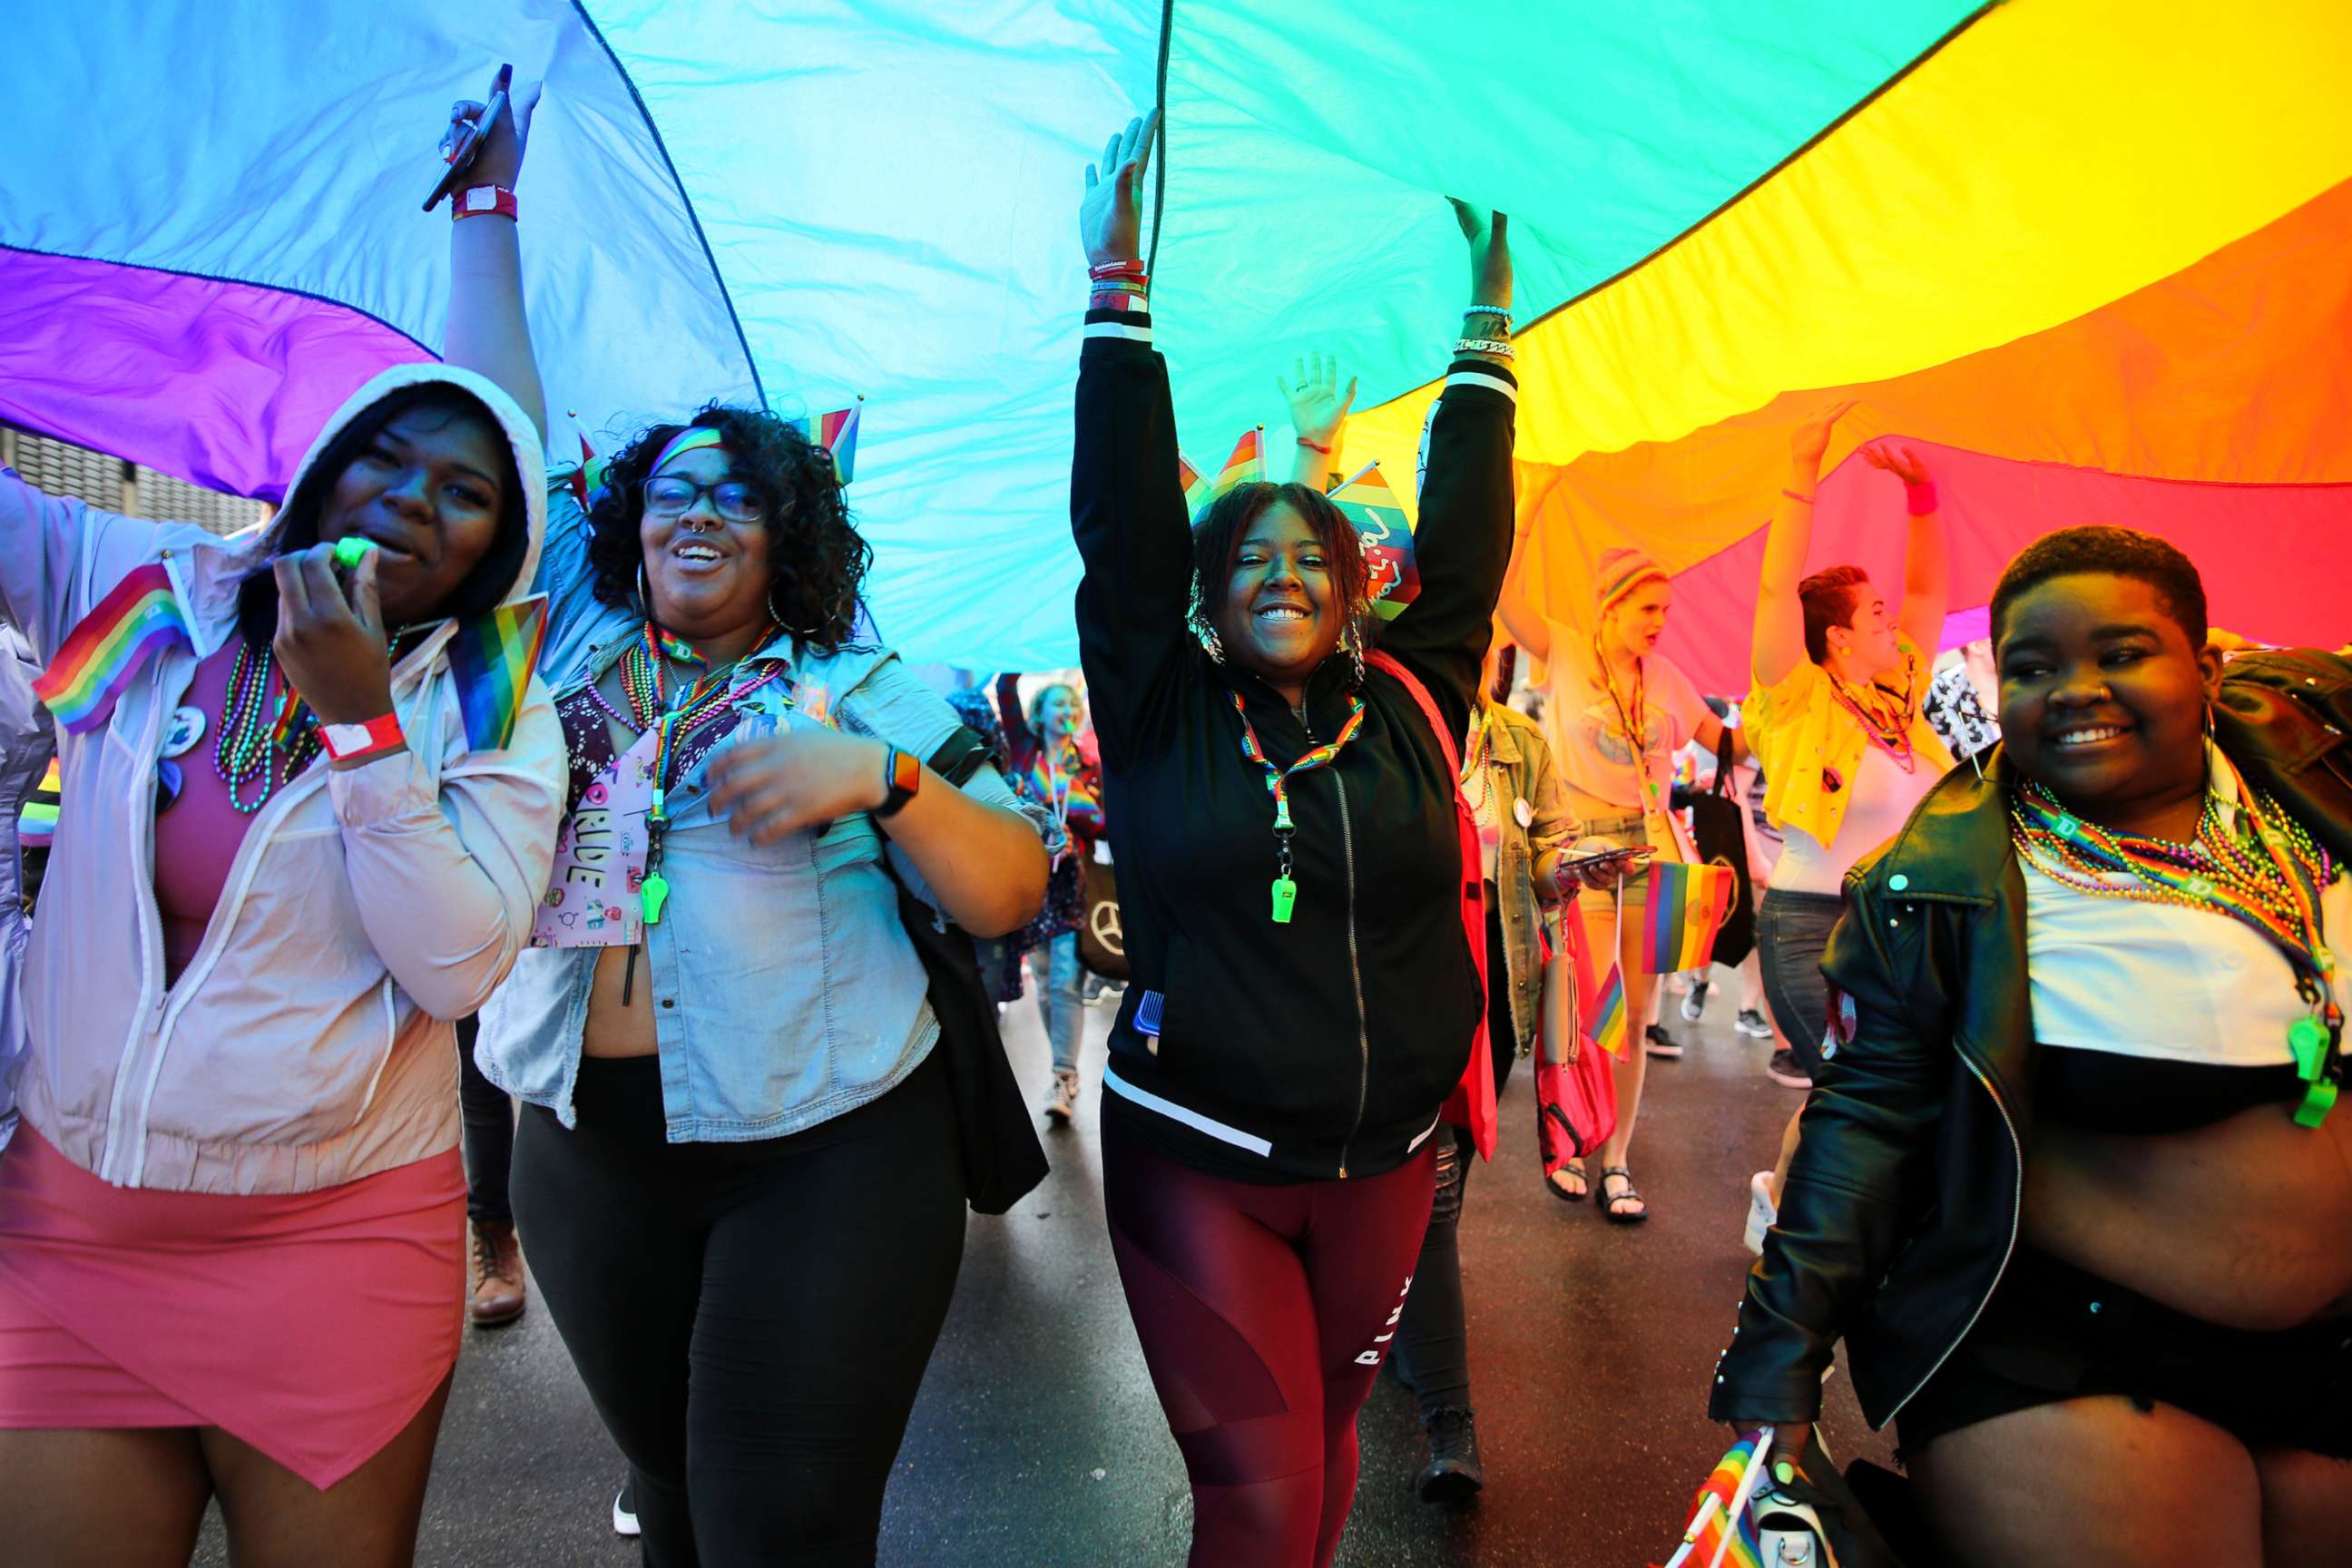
511, 1049, 966, 1567
454, 1015, 514, 1228
1390, 900, 1517, 1416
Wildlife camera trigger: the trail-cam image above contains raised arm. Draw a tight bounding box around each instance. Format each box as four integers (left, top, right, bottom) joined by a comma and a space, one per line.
1279, 354, 1356, 488
1375, 201, 1519, 729
1862, 443, 1950, 661
1070, 111, 1198, 768
1753, 401, 1853, 689
439, 73, 546, 443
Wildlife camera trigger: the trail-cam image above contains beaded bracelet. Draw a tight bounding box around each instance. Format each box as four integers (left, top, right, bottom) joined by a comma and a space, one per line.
1455, 337, 1515, 359
1463, 304, 1513, 326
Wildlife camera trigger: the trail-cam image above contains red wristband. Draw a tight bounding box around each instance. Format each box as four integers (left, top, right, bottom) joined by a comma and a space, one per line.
1296, 436, 1333, 456
452, 185, 518, 222
1905, 478, 1940, 516
319, 712, 405, 762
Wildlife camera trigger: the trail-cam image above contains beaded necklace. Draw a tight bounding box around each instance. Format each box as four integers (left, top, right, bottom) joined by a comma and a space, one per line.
1227, 688, 1367, 924
213, 641, 324, 814
1826, 660, 1918, 772
1592, 633, 1662, 821
2011, 773, 2342, 1125
616, 619, 789, 927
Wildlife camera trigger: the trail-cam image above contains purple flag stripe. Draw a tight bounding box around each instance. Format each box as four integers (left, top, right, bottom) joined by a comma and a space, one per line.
0, 247, 431, 501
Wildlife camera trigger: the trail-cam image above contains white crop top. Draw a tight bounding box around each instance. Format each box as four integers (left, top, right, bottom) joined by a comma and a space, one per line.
2023, 752, 2346, 1065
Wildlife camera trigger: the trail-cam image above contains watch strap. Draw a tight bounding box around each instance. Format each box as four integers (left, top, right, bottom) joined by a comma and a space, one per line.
876, 744, 922, 818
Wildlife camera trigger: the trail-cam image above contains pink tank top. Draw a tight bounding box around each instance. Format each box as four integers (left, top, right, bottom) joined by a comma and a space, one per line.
151, 642, 310, 980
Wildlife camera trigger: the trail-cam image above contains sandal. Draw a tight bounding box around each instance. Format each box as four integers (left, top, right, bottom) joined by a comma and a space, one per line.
1547, 1159, 1589, 1203
1600, 1166, 1649, 1225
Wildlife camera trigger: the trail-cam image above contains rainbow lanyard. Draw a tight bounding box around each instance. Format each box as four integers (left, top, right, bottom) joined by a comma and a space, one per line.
2013, 779, 2342, 1125
1592, 635, 1662, 820
621, 622, 789, 925
1828, 664, 1919, 769
1228, 688, 1367, 924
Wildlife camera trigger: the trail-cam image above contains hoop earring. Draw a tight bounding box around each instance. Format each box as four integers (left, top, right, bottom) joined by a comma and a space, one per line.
636, 561, 653, 618
2203, 701, 2216, 739
1342, 614, 1367, 690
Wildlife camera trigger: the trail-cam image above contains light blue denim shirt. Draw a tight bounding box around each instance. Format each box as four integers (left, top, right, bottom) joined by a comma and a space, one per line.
477, 481, 1053, 1141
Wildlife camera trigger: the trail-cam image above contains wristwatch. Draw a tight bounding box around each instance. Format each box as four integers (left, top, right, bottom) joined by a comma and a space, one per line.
876, 745, 921, 818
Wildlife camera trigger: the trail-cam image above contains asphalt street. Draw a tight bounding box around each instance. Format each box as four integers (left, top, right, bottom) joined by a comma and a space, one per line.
192, 970, 1891, 1566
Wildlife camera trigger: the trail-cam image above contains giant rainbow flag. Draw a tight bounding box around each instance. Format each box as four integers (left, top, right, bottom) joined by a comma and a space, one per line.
3, 3, 2345, 680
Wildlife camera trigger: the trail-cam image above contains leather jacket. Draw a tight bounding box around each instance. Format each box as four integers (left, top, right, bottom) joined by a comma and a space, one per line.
1710, 649, 2352, 1429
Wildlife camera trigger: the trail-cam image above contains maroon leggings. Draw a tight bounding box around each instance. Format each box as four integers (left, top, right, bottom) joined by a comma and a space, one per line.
1103, 1120, 1438, 1568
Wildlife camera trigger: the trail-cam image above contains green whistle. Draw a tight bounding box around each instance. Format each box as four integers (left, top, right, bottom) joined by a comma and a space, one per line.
641, 873, 671, 926
332, 536, 379, 570
1271, 876, 1298, 925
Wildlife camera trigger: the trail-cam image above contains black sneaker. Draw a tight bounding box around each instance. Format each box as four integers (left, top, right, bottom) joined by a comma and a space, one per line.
1735, 1007, 1775, 1039
1679, 977, 1711, 1022
1767, 1049, 1814, 1090
1643, 1023, 1683, 1060
1416, 1406, 1485, 1502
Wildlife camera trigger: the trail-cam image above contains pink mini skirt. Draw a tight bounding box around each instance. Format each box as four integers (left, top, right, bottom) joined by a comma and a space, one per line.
0, 1122, 465, 1490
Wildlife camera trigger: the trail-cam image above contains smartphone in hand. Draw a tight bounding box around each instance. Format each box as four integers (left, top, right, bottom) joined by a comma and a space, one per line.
424, 64, 513, 211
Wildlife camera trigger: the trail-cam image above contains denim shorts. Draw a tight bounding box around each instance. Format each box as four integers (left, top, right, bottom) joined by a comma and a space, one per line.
1757, 887, 1844, 1073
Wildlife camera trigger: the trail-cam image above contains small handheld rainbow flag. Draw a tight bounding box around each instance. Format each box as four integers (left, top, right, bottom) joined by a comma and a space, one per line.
446, 596, 550, 753
787, 400, 862, 486
1656, 1429, 1769, 1568
1583, 953, 1630, 1059
1643, 860, 1740, 975
1176, 450, 1211, 515
1208, 426, 1264, 503
33, 563, 191, 735
1326, 462, 1421, 620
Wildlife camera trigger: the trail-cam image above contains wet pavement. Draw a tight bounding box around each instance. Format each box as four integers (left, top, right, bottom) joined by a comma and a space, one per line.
195, 973, 1891, 1566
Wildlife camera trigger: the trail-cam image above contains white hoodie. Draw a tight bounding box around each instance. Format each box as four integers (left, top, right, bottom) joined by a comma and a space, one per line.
0, 365, 564, 1193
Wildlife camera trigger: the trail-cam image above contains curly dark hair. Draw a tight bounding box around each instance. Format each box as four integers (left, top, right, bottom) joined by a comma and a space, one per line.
1989, 525, 2208, 649
1188, 481, 1373, 680
585, 403, 871, 652
234, 386, 529, 649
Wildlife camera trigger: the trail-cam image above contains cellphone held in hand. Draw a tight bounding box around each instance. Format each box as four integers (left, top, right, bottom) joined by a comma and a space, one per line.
424, 64, 512, 212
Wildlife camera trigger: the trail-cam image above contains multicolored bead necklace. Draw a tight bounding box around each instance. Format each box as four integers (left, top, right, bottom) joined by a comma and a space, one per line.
618, 620, 789, 927
1227, 688, 1367, 924
1592, 633, 1663, 821
2011, 774, 2342, 1125
1827, 662, 1918, 772
214, 641, 323, 814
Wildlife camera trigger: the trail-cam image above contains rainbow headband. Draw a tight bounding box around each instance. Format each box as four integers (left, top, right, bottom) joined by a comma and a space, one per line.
650, 425, 730, 474
1595, 554, 1669, 616
33, 564, 192, 734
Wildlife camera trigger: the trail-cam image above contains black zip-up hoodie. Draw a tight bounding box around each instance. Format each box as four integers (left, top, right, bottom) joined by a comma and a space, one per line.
1071, 303, 1517, 1182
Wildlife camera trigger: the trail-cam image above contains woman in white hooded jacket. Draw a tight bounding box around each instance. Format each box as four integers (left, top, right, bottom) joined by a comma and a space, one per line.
0, 360, 564, 1564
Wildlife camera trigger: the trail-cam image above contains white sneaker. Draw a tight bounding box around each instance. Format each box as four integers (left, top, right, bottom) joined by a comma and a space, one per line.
1043, 1070, 1081, 1124
1743, 1171, 1778, 1256
612, 1480, 640, 1537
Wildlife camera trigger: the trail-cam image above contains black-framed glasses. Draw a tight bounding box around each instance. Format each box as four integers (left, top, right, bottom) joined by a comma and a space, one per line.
642, 475, 767, 524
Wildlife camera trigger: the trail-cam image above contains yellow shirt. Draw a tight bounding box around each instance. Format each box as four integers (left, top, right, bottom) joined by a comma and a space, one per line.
1746, 638, 1953, 851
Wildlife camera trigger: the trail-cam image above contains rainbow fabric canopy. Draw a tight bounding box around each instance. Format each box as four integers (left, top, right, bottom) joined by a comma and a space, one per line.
4, 1, 2346, 679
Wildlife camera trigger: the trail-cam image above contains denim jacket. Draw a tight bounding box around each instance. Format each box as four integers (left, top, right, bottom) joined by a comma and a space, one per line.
476, 483, 1053, 1142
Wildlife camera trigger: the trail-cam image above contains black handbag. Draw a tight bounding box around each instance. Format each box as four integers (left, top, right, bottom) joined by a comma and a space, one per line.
1075, 855, 1128, 980
893, 726, 1049, 1215
1685, 729, 1757, 967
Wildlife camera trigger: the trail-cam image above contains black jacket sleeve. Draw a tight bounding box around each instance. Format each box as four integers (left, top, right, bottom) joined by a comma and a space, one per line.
1708, 868, 1950, 1423
1374, 359, 1518, 742
1070, 309, 1197, 771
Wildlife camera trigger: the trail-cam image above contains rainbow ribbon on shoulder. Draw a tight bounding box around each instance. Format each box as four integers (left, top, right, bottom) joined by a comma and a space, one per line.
32, 563, 191, 735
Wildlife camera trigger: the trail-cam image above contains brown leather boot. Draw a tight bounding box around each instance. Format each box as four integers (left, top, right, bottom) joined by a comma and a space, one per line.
468, 1220, 526, 1328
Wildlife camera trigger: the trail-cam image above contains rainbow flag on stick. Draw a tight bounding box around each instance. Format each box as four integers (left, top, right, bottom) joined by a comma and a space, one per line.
1176, 450, 1210, 516
1583, 951, 1630, 1060
788, 399, 862, 486
1326, 462, 1420, 620
1655, 1428, 1770, 1568
446, 596, 550, 753
1643, 860, 1740, 975
1208, 426, 1264, 502
33, 563, 191, 735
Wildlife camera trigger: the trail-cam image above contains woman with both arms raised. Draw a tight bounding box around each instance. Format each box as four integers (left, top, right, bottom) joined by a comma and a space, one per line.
1073, 110, 1520, 1563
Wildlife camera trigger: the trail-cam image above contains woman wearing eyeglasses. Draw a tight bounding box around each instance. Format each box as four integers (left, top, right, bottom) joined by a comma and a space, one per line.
440, 82, 1054, 1563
